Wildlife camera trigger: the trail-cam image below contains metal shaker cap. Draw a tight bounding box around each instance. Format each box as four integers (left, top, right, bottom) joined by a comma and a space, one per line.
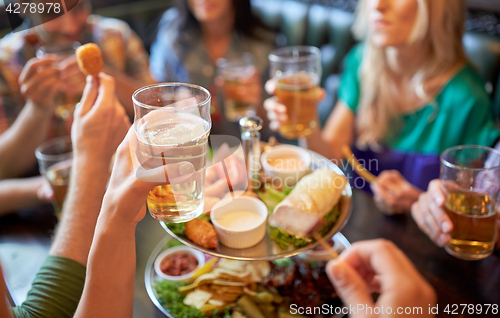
239, 116, 263, 132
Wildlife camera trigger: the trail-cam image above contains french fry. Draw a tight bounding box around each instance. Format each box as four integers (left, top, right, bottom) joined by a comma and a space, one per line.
312, 232, 338, 259
341, 145, 378, 183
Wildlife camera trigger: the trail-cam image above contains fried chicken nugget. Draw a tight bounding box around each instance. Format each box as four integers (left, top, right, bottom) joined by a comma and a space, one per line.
186, 218, 218, 249
76, 43, 103, 76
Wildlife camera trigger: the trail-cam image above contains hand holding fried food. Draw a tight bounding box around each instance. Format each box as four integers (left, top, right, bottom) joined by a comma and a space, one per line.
76, 43, 103, 76
185, 218, 218, 249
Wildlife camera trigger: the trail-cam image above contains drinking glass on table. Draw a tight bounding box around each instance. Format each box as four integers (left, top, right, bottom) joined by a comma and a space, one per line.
217, 53, 257, 122
36, 42, 82, 122
35, 137, 73, 220
440, 145, 500, 260
133, 83, 211, 223
269, 46, 321, 140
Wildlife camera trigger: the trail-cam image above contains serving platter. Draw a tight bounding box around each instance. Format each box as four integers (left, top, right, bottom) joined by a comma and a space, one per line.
160, 150, 352, 261
145, 233, 351, 318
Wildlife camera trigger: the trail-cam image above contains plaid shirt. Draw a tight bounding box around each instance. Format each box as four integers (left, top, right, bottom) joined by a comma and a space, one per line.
0, 15, 153, 135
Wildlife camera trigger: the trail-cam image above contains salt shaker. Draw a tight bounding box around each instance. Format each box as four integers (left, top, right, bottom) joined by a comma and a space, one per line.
239, 116, 263, 190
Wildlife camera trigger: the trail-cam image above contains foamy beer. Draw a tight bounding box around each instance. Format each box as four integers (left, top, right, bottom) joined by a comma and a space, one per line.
133, 83, 211, 223
35, 137, 73, 219
269, 46, 321, 139
440, 145, 500, 260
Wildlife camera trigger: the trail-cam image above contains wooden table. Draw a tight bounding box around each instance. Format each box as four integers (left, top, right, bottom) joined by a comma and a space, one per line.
1, 190, 499, 317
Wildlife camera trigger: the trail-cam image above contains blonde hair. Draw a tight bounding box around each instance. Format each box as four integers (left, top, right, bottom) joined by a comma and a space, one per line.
351, 0, 467, 146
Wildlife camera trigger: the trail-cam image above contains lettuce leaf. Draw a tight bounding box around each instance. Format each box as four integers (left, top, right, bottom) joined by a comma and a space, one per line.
154, 281, 205, 318
257, 184, 288, 214
270, 227, 310, 249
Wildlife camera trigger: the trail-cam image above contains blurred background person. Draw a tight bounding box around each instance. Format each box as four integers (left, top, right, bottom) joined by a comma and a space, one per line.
0, 0, 152, 127
0, 0, 153, 215
265, 0, 500, 215
149, 0, 275, 137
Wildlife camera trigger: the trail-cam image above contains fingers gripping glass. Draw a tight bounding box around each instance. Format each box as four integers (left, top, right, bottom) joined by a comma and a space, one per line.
133, 83, 212, 223
440, 145, 500, 260
35, 136, 73, 220
269, 46, 322, 140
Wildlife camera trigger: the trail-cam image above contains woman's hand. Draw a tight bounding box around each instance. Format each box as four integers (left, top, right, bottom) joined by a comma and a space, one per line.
370, 170, 422, 215
326, 239, 436, 318
100, 127, 195, 225
411, 179, 453, 247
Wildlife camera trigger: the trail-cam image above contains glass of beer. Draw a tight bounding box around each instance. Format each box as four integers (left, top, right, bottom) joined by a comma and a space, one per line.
440, 145, 500, 260
217, 53, 257, 122
269, 46, 321, 139
35, 137, 73, 219
37, 42, 82, 126
133, 83, 211, 223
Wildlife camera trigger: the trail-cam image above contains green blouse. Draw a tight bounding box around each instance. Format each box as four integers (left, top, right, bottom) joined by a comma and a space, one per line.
338, 44, 500, 155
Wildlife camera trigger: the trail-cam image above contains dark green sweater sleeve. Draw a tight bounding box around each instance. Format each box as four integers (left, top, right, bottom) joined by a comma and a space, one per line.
10, 255, 86, 318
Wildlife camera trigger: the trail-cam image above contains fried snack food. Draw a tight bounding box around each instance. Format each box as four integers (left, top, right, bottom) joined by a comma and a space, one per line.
76, 43, 103, 76
186, 218, 218, 249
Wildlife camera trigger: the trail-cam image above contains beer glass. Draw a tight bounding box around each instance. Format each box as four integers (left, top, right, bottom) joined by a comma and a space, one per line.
37, 42, 82, 122
269, 46, 321, 139
440, 145, 500, 260
35, 137, 73, 219
217, 53, 257, 122
133, 83, 211, 223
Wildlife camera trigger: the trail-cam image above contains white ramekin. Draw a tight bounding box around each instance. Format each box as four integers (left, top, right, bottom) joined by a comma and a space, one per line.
154, 245, 205, 282
261, 145, 311, 187
211, 196, 268, 249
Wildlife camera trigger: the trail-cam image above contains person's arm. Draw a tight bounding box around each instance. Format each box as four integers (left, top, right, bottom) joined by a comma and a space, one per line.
75, 127, 194, 318
50, 73, 130, 265
0, 177, 49, 216
0, 57, 60, 179
11, 74, 130, 318
326, 239, 436, 318
1, 264, 12, 318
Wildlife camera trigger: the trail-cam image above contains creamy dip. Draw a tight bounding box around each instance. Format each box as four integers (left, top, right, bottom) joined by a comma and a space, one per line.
267, 154, 305, 171
216, 210, 263, 231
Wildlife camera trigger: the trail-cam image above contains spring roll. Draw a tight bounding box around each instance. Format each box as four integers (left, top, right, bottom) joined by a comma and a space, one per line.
269, 168, 347, 238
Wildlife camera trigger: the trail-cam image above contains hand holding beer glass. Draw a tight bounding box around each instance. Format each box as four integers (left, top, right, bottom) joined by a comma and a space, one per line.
440, 145, 500, 260
268, 46, 322, 139
133, 83, 211, 223
37, 42, 84, 121
217, 53, 259, 122
35, 137, 73, 219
